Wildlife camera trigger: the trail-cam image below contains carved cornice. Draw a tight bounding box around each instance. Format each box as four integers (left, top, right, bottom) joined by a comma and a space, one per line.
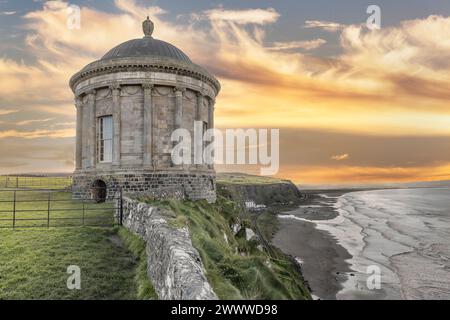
208, 96, 216, 105
81, 94, 89, 105
153, 86, 171, 97
184, 90, 196, 101
75, 97, 83, 108
174, 86, 186, 94
69, 57, 221, 96
121, 86, 141, 96
86, 90, 97, 102
97, 88, 112, 99
109, 83, 121, 93
142, 83, 154, 91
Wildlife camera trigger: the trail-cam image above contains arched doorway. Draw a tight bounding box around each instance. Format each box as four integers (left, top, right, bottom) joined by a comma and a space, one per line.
92, 179, 107, 203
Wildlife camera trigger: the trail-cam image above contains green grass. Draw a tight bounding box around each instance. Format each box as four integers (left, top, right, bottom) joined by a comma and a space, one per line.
0, 226, 156, 300
0, 176, 72, 189
139, 196, 311, 300
0, 190, 114, 228
217, 173, 289, 185
0, 188, 156, 300
117, 227, 157, 299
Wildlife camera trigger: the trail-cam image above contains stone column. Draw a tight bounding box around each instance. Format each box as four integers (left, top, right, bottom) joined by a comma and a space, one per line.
172, 87, 185, 167
111, 84, 121, 167
207, 97, 216, 169
195, 92, 204, 166
143, 83, 154, 167
87, 90, 97, 168
208, 97, 215, 130
174, 87, 185, 130
75, 97, 83, 170
196, 92, 203, 123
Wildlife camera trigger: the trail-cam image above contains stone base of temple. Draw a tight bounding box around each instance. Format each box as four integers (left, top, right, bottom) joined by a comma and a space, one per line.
72, 170, 217, 203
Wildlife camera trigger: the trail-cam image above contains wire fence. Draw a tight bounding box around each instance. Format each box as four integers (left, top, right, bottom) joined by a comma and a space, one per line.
0, 188, 121, 229
0, 176, 72, 189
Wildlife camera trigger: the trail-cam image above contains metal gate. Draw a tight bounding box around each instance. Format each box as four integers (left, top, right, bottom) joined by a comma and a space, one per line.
0, 188, 122, 229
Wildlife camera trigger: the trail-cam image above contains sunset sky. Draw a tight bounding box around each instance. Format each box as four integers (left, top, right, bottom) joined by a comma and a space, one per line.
1, 0, 450, 185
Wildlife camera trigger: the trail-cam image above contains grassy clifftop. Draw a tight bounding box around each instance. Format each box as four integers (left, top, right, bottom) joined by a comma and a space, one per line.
139, 193, 311, 300
217, 173, 303, 207
217, 173, 290, 185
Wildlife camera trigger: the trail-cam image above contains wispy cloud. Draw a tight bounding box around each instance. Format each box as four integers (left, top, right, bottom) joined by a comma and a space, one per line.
304, 20, 346, 32
331, 154, 350, 161
15, 118, 54, 126
0, 109, 18, 116
269, 39, 326, 51
0, 11, 16, 16
0, 129, 74, 139
200, 8, 280, 25
52, 122, 76, 127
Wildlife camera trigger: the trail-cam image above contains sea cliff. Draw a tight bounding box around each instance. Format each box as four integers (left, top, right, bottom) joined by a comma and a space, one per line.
120, 173, 311, 300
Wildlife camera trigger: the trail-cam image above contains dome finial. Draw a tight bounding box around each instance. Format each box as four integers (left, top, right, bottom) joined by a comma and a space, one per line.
143, 16, 154, 38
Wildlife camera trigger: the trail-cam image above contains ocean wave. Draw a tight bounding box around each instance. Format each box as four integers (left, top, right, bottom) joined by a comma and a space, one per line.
325, 188, 450, 299
319, 194, 339, 199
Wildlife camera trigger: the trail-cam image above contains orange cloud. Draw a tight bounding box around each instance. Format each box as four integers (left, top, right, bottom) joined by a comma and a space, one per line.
0, 129, 75, 139
0, 109, 18, 116
269, 39, 327, 51
331, 154, 349, 161
279, 163, 450, 185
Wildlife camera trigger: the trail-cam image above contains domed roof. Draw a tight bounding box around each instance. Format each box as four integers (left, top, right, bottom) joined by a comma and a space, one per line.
101, 17, 191, 63
101, 37, 191, 62
70, 17, 221, 95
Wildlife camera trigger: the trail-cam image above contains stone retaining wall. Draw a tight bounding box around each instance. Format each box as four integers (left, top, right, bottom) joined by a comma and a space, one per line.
121, 196, 217, 300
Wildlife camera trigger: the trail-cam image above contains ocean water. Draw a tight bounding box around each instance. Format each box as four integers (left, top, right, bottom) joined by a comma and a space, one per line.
298, 188, 450, 300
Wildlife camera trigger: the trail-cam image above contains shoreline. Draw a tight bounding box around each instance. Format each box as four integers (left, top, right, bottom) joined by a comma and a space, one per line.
270, 190, 356, 300
272, 187, 450, 300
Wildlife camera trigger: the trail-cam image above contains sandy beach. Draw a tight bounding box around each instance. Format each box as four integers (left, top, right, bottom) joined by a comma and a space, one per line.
272, 190, 353, 300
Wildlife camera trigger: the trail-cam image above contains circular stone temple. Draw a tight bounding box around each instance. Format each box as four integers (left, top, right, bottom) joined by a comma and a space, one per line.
70, 17, 220, 202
